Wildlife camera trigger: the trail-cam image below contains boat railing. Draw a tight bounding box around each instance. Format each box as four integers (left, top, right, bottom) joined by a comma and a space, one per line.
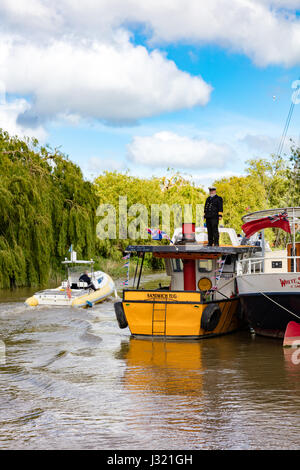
61, 280, 88, 288
237, 255, 300, 274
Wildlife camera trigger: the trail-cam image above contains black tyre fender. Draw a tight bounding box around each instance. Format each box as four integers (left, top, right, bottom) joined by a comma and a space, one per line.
201, 303, 222, 332
114, 301, 128, 329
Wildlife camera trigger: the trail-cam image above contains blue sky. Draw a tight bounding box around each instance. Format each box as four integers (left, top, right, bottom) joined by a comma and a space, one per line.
0, 1, 300, 189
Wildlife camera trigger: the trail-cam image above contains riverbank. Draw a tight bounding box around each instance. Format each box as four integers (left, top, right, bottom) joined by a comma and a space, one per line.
0, 255, 162, 293
0, 263, 167, 303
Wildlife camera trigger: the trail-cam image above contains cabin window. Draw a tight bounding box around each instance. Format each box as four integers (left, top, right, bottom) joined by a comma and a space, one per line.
197, 260, 213, 273
171, 259, 183, 272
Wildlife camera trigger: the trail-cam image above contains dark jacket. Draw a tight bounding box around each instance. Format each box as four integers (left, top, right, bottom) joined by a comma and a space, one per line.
204, 195, 223, 219
79, 273, 91, 284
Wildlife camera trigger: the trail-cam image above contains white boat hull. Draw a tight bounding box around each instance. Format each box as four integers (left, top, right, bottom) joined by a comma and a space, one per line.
25, 271, 116, 308
237, 272, 300, 295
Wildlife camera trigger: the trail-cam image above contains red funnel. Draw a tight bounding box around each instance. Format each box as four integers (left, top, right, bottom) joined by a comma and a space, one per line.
182, 223, 195, 243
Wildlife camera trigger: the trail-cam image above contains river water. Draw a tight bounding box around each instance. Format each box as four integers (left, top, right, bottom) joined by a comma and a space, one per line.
0, 277, 299, 450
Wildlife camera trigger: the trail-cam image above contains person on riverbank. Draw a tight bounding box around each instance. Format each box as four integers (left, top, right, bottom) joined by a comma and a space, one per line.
204, 186, 223, 246
79, 271, 97, 291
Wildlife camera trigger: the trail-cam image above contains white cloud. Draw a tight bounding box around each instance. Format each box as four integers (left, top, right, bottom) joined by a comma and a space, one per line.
83, 155, 127, 180
0, 32, 211, 126
257, 1, 300, 8
187, 170, 245, 189
0, 91, 47, 141
0, 0, 299, 133
135, 0, 300, 66
127, 131, 235, 169
0, 0, 61, 36
239, 132, 297, 155
1, 1, 300, 67
239, 133, 279, 154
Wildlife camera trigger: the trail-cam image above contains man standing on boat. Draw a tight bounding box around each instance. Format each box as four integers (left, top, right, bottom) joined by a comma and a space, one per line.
204, 186, 223, 246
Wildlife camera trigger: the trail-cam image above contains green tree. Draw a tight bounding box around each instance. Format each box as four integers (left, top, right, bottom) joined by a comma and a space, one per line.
287, 145, 300, 206
0, 129, 98, 288
246, 154, 289, 208
94, 170, 206, 261
213, 175, 267, 235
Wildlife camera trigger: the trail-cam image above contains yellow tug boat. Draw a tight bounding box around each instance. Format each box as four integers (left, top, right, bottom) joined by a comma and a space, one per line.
114, 223, 261, 340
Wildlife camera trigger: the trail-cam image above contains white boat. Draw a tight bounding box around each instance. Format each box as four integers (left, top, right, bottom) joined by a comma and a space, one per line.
236, 207, 300, 338
25, 250, 116, 308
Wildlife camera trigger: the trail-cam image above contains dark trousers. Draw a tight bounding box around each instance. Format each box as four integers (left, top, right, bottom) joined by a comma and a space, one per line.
85, 283, 97, 291
206, 217, 219, 245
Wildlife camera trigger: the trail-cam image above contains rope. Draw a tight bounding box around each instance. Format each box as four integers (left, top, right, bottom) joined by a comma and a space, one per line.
259, 291, 300, 320
242, 277, 300, 321
213, 273, 238, 291
277, 100, 295, 157
212, 273, 300, 321
204, 262, 300, 320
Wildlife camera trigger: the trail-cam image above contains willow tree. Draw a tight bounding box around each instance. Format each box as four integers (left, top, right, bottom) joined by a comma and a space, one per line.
0, 129, 98, 288
94, 170, 206, 263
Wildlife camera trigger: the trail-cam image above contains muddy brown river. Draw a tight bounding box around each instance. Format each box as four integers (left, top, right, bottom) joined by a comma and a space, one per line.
0, 277, 299, 450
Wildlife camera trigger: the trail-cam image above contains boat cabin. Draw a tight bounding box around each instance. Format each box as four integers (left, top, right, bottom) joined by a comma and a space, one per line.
236, 207, 300, 275
61, 250, 95, 290
128, 224, 260, 301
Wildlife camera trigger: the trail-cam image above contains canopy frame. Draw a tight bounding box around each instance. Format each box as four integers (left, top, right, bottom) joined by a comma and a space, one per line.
242, 207, 300, 273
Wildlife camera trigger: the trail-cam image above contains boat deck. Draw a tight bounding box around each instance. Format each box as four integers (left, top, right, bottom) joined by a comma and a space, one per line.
125, 244, 261, 255
35, 289, 87, 298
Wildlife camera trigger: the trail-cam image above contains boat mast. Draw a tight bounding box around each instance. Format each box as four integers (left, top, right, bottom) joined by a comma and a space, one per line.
261, 230, 265, 273
275, 79, 298, 272
292, 207, 296, 272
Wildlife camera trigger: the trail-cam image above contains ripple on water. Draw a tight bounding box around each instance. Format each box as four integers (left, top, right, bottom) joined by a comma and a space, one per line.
0, 294, 300, 449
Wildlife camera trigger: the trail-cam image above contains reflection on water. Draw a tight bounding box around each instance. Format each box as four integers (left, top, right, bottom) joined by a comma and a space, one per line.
119, 340, 204, 396
0, 281, 62, 303
283, 347, 300, 377
118, 336, 300, 450
0, 288, 300, 450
